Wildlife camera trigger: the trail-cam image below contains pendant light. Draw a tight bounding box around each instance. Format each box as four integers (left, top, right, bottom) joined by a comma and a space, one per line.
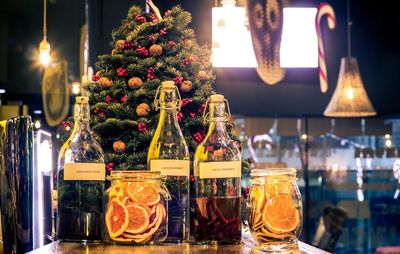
323, 0, 376, 117
39, 0, 51, 66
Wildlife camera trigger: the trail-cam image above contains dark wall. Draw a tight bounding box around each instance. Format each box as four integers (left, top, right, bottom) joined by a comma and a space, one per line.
1, 0, 399, 117
87, 0, 400, 118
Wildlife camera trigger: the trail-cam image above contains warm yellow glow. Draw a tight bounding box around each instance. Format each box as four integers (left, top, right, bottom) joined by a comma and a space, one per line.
384, 134, 391, 139
72, 82, 81, 95
385, 139, 392, 148
211, 6, 257, 67
345, 87, 354, 100
34, 119, 42, 129
39, 39, 51, 66
301, 134, 307, 140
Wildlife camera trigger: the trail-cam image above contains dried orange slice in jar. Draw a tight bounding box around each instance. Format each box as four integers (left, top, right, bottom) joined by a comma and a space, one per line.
106, 198, 129, 238
130, 185, 160, 206
264, 176, 294, 200
125, 204, 150, 234
262, 194, 300, 234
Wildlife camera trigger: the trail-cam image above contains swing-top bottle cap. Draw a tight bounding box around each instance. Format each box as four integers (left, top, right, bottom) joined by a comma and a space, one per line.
210, 94, 224, 102
161, 80, 175, 88
76, 96, 89, 104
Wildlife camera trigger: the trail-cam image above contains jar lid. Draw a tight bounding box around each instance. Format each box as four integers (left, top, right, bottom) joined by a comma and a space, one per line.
210, 94, 224, 102
161, 80, 175, 88
250, 168, 297, 177
110, 170, 162, 180
76, 96, 89, 104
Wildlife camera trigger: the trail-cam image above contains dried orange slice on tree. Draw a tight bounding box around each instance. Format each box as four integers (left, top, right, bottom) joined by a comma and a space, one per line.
106, 198, 129, 238
125, 204, 149, 234
262, 194, 300, 234
130, 185, 160, 206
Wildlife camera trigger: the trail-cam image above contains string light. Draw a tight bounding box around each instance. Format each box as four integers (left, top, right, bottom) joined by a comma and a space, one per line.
39, 0, 51, 66
72, 82, 81, 95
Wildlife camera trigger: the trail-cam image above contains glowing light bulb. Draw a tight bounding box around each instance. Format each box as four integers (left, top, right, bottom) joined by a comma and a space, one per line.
385, 139, 392, 148
385, 134, 391, 139
72, 82, 81, 95
34, 119, 42, 129
39, 39, 51, 66
301, 134, 307, 140
346, 87, 354, 100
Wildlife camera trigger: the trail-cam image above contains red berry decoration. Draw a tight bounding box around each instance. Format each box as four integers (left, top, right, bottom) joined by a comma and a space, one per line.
148, 35, 157, 43
136, 46, 149, 57
167, 41, 176, 47
117, 67, 128, 77
177, 112, 183, 123
146, 67, 156, 80
181, 98, 192, 107
106, 95, 115, 104
159, 28, 167, 35
106, 162, 114, 172
189, 112, 196, 118
134, 14, 146, 23
121, 95, 128, 102
193, 132, 203, 144
92, 74, 100, 82
138, 122, 147, 132
173, 76, 183, 85
124, 41, 134, 49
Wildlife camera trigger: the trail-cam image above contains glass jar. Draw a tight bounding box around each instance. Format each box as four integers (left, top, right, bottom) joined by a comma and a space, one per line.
103, 171, 170, 245
247, 168, 302, 252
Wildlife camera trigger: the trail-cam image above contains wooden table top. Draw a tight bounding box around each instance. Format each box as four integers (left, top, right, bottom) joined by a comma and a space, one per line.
28, 233, 330, 254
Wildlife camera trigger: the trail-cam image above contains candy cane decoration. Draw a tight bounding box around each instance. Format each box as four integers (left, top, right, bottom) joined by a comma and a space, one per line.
315, 3, 336, 93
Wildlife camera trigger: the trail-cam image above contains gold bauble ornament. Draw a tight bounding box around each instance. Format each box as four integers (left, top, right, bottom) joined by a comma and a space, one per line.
113, 140, 126, 153
136, 103, 150, 117
180, 80, 192, 93
149, 44, 163, 57
128, 77, 143, 89
98, 77, 112, 89
197, 70, 207, 80
116, 39, 126, 50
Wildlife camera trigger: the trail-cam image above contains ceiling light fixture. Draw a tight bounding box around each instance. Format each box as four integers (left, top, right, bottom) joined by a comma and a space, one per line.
39, 0, 51, 66
323, 0, 376, 117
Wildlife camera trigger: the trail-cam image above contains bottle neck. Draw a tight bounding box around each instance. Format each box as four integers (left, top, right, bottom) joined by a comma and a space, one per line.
73, 102, 91, 130
158, 89, 179, 123
207, 102, 229, 137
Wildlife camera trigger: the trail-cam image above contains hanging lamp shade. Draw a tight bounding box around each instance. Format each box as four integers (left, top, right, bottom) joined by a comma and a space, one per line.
324, 57, 376, 117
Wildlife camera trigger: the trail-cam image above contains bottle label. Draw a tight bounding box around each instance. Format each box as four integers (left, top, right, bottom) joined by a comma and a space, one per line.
199, 161, 241, 179
64, 163, 105, 181
150, 160, 190, 177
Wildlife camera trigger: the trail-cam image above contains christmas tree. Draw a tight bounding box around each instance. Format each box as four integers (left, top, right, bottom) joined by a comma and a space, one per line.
84, 4, 249, 172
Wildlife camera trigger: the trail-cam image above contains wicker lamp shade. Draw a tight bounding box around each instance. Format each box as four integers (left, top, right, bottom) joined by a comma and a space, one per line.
324, 57, 376, 117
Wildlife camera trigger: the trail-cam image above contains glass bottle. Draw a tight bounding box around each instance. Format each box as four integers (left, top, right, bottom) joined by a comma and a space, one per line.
57, 96, 105, 242
247, 168, 302, 252
147, 81, 190, 243
193, 94, 242, 245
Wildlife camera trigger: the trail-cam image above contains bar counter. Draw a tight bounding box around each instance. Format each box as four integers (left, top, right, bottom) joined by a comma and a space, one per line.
28, 233, 329, 254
